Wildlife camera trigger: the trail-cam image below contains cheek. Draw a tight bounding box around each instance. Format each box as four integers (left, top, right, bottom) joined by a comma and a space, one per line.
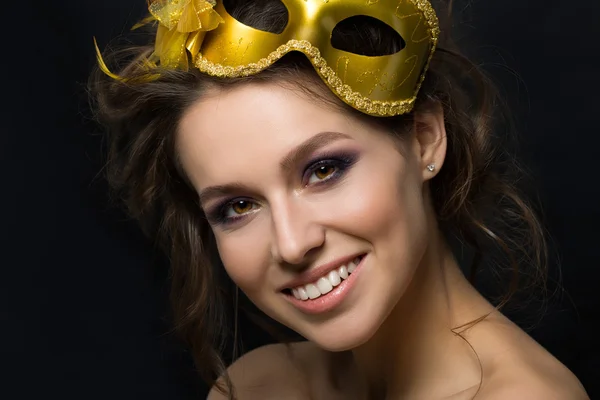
325, 158, 429, 279
214, 228, 271, 295
333, 160, 425, 240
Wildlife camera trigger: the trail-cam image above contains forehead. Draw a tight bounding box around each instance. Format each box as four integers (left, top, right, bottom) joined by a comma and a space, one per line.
177, 82, 363, 185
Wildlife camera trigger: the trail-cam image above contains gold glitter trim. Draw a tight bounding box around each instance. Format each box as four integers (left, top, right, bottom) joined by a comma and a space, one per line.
413, 0, 441, 38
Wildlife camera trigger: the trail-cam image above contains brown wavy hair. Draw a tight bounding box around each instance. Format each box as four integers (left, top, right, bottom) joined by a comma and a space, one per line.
89, 0, 548, 397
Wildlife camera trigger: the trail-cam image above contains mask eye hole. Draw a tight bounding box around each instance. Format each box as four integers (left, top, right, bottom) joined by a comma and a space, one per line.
331, 16, 406, 56
223, 0, 289, 34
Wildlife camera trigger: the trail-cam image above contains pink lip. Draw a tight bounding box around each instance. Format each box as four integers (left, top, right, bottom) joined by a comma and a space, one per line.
282, 254, 367, 315
279, 253, 366, 292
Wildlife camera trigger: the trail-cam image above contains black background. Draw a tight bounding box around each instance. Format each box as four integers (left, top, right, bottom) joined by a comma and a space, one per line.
1, 0, 598, 399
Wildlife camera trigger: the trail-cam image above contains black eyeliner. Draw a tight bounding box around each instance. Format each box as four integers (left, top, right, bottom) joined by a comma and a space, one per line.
303, 150, 360, 172
208, 198, 252, 225
210, 150, 361, 227
302, 151, 360, 185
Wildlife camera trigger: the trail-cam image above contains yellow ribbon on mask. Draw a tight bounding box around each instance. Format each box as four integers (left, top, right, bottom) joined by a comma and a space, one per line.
149, 0, 224, 70
95, 0, 223, 81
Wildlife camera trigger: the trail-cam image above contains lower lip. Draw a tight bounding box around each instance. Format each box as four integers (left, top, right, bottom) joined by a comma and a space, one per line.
283, 255, 367, 315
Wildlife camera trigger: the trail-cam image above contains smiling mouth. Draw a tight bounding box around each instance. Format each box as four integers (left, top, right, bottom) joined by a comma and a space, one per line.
282, 254, 366, 301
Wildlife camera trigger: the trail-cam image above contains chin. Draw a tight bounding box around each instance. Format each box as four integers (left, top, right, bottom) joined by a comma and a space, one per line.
270, 260, 418, 353
310, 317, 385, 352
299, 303, 392, 352
312, 331, 377, 352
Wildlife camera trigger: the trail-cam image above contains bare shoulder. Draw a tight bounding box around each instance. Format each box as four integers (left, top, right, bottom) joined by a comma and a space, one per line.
478, 369, 589, 400
474, 318, 589, 399
207, 342, 316, 400
463, 314, 590, 400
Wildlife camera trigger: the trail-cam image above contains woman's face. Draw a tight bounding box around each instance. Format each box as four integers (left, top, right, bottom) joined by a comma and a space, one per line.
178, 81, 438, 351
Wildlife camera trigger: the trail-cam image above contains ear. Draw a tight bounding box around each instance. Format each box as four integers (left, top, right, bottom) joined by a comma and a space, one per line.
412, 103, 447, 182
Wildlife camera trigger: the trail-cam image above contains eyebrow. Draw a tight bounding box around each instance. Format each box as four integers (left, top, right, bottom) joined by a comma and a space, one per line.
198, 131, 352, 205
279, 131, 352, 173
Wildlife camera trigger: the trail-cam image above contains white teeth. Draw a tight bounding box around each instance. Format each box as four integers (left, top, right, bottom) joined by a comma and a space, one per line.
338, 265, 348, 279
297, 286, 308, 300
328, 270, 341, 287
292, 288, 300, 300
306, 284, 321, 299
347, 258, 360, 273
289, 256, 364, 301
316, 277, 333, 295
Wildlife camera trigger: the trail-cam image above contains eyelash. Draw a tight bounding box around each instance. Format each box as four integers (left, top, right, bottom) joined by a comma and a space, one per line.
209, 153, 358, 226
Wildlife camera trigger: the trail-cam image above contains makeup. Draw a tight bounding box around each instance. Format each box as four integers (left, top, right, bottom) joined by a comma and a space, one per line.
283, 254, 367, 315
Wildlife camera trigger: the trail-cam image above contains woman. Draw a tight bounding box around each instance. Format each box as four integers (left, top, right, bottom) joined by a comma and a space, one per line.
92, 0, 589, 398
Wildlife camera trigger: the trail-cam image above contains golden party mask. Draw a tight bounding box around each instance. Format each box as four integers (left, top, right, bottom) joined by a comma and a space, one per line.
198, 0, 439, 116
97, 0, 440, 116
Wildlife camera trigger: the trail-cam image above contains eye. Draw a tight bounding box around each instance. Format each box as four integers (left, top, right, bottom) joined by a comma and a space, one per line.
308, 164, 338, 184
225, 200, 257, 218
207, 198, 260, 227
209, 153, 359, 227
303, 153, 358, 186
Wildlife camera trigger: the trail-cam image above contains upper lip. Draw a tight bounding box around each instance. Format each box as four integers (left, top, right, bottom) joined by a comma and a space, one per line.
279, 253, 365, 291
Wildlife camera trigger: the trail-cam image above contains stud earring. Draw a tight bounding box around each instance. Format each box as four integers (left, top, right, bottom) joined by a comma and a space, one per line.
427, 164, 436, 172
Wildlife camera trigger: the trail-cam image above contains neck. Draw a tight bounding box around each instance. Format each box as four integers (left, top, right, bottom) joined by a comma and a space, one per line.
346, 226, 494, 399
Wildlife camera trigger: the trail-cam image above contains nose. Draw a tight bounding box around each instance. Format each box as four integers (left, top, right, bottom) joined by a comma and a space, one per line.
270, 197, 325, 266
